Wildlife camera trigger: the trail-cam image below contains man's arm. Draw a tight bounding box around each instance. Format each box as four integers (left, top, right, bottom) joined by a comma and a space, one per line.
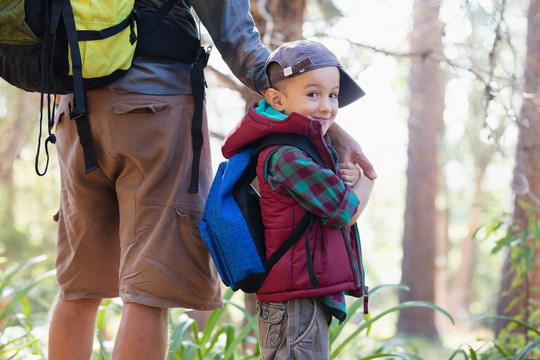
190, 0, 271, 92
327, 123, 377, 180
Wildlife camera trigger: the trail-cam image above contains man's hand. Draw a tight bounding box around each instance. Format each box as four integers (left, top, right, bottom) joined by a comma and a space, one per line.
328, 123, 377, 180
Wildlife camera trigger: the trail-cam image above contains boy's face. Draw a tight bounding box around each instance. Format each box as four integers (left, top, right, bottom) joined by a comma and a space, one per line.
268, 66, 340, 135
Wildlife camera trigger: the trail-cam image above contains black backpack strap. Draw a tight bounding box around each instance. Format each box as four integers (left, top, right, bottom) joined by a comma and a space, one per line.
187, 45, 211, 193
134, 0, 201, 63
263, 211, 313, 271
252, 133, 326, 286
253, 133, 324, 165
304, 215, 320, 287
77, 12, 137, 44
61, 0, 98, 174
136, 0, 178, 36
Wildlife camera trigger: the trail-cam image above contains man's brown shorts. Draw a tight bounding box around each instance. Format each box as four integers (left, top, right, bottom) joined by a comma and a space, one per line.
53, 88, 222, 310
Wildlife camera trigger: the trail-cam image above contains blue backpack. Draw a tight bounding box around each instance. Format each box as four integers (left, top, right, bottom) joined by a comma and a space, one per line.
199, 133, 324, 293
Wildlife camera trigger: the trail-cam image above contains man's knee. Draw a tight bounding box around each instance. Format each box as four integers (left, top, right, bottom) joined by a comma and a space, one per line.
121, 302, 168, 320
52, 297, 102, 317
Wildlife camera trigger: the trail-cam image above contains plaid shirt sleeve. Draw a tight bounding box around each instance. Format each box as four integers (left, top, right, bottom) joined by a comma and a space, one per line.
266, 145, 359, 227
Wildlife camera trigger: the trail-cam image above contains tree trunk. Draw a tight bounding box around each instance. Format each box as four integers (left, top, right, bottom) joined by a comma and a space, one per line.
397, 0, 444, 340
495, 0, 540, 336
242, 0, 307, 110
249, 0, 305, 48
448, 159, 489, 329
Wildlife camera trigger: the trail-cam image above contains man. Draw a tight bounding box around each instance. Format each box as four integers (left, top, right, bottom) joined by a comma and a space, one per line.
47, 1, 376, 359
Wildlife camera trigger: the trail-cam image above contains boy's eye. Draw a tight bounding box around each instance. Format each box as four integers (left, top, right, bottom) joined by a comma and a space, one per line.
329, 93, 338, 99
307, 92, 318, 98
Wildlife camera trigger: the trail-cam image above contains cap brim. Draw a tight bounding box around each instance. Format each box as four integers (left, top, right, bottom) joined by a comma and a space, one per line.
338, 69, 366, 108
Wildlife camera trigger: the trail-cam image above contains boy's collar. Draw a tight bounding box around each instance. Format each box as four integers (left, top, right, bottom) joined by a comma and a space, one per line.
255, 100, 287, 120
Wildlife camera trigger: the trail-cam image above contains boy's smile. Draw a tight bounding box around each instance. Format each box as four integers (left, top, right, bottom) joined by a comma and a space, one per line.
267, 66, 340, 135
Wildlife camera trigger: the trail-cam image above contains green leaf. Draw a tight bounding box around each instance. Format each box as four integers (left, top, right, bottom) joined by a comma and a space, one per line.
369, 283, 410, 296
468, 345, 478, 360
517, 201, 540, 213
0, 255, 47, 291
169, 317, 195, 356
199, 289, 234, 347
330, 301, 454, 359
448, 348, 468, 360
475, 219, 505, 241
474, 315, 540, 335
357, 353, 425, 360
513, 337, 540, 360
0, 269, 55, 322
180, 341, 200, 360
201, 325, 225, 357
95, 332, 111, 360
330, 284, 409, 344
491, 339, 513, 357
223, 315, 258, 360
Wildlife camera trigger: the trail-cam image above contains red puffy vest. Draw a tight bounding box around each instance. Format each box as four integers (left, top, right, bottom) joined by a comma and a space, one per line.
222, 103, 367, 302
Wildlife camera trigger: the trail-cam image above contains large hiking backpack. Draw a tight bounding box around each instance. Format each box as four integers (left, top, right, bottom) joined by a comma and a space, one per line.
0, 0, 208, 191
199, 133, 326, 293
0, 0, 137, 94
1, 0, 139, 174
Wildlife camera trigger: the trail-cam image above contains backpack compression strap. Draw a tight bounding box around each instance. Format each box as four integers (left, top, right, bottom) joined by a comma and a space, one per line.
63, 0, 139, 174
61, 0, 99, 173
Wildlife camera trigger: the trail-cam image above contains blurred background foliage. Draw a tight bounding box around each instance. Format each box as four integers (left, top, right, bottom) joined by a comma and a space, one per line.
1, 0, 539, 358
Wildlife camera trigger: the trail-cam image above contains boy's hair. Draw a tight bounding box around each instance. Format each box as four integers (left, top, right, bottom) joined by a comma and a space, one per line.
264, 40, 365, 108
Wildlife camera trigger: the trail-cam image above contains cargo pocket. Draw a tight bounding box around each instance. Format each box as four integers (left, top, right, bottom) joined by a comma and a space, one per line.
257, 301, 286, 349
176, 208, 206, 246
112, 101, 171, 115
111, 100, 173, 161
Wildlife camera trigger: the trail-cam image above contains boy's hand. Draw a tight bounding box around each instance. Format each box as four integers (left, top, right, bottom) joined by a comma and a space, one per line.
340, 162, 362, 186
345, 164, 375, 226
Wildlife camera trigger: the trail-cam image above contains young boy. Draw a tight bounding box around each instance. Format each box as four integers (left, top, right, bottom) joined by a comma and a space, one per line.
221, 40, 374, 359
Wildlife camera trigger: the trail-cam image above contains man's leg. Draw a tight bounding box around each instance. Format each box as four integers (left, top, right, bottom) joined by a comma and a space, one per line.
112, 302, 169, 360
48, 297, 102, 360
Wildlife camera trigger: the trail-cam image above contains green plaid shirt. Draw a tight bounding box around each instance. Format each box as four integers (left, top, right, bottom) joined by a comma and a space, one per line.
266, 142, 359, 228
266, 140, 359, 323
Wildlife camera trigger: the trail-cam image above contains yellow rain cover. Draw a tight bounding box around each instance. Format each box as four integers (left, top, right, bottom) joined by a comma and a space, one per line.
69, 0, 136, 78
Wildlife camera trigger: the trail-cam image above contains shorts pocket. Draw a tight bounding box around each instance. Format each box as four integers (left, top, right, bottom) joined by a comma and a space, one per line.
113, 101, 171, 114
291, 299, 330, 359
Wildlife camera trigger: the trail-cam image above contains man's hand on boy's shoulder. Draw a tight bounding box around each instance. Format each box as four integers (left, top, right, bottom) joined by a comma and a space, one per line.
327, 124, 377, 180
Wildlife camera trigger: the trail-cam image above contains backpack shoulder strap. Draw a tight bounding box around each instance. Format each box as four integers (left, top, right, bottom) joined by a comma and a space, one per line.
136, 0, 178, 36
252, 132, 325, 167
250, 133, 327, 287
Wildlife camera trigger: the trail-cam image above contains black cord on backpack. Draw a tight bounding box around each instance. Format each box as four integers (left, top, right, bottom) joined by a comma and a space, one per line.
35, 0, 56, 176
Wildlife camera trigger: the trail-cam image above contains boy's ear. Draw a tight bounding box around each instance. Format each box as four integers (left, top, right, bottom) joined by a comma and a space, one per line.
265, 88, 285, 111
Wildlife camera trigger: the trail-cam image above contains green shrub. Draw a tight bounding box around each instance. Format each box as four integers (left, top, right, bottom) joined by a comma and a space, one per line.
0, 255, 54, 360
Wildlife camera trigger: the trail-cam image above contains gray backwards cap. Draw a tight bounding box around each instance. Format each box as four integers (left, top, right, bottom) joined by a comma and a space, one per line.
265, 40, 365, 108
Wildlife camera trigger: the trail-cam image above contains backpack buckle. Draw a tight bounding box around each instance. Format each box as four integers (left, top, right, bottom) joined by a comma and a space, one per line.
194, 45, 212, 68
69, 104, 86, 120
